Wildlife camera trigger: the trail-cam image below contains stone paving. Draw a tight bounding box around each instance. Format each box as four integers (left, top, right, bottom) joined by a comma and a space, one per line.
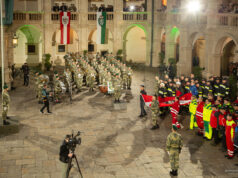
0, 68, 238, 178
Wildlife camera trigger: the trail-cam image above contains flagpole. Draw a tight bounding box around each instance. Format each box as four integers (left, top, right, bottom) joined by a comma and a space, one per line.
0, 0, 4, 125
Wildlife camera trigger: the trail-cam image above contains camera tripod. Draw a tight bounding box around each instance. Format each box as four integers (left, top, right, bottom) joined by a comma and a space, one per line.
66, 154, 83, 178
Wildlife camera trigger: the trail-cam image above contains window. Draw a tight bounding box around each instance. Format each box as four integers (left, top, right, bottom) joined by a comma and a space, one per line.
88, 44, 94, 52
58, 45, 66, 52
27, 44, 36, 55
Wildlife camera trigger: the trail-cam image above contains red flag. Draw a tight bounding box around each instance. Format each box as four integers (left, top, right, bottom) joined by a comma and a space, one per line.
141, 93, 192, 107
60, 12, 71, 44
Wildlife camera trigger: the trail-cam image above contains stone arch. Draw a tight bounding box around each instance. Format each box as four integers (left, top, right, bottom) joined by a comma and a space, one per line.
13, 24, 42, 66
88, 28, 113, 54
122, 24, 148, 64
189, 32, 206, 69
51, 28, 79, 65
213, 34, 238, 76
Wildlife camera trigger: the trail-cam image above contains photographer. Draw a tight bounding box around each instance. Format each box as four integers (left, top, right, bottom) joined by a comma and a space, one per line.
59, 135, 73, 178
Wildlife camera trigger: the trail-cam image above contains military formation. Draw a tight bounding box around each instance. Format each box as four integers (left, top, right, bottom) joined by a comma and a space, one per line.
33, 52, 133, 104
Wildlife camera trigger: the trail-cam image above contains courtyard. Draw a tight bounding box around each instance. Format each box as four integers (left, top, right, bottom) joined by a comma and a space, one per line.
0, 68, 237, 178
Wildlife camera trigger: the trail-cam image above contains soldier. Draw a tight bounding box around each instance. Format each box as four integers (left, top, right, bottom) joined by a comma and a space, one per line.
74, 68, 84, 92
154, 76, 160, 95
127, 67, 133, 90
88, 69, 96, 92
2, 84, 10, 125
40, 84, 52, 114
113, 73, 122, 103
122, 64, 128, 89
150, 95, 160, 130
54, 76, 62, 103
166, 125, 183, 176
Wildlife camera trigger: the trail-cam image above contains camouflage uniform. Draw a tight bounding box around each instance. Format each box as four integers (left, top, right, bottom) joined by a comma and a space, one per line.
74, 69, 84, 91
113, 76, 122, 102
151, 99, 159, 127
2, 89, 10, 121
122, 67, 128, 89
127, 67, 133, 89
54, 78, 62, 102
166, 132, 183, 172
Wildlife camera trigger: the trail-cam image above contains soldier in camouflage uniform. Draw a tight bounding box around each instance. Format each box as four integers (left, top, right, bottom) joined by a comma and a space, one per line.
166, 125, 183, 176
54, 76, 62, 103
74, 67, 84, 92
88, 68, 96, 92
113, 74, 122, 103
154, 76, 160, 96
150, 95, 160, 130
127, 67, 133, 90
2, 84, 10, 125
121, 64, 128, 89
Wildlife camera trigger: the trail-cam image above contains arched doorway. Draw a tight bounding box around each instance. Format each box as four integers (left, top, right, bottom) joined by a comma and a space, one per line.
52, 28, 79, 65
88, 28, 113, 55
123, 24, 147, 63
13, 25, 42, 66
192, 36, 206, 68
214, 36, 238, 76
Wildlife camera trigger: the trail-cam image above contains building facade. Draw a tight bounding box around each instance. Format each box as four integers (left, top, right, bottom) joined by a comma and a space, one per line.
1, 0, 238, 86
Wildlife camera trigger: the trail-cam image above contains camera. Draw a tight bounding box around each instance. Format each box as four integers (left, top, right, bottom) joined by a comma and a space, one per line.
66, 131, 82, 152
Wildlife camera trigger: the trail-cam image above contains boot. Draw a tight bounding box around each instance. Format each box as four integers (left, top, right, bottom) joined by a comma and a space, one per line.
169, 170, 175, 176
3, 120, 10, 125
114, 99, 117, 103
117, 99, 120, 103
174, 170, 178, 176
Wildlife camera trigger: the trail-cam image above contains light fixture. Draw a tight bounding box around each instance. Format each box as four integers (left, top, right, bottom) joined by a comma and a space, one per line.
186, 0, 201, 13
12, 33, 18, 48
130, 5, 135, 11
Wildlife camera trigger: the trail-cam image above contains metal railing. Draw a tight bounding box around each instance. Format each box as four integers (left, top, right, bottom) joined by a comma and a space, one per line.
122, 12, 148, 21
13, 12, 42, 21
88, 12, 114, 21
51, 12, 78, 21
217, 14, 238, 27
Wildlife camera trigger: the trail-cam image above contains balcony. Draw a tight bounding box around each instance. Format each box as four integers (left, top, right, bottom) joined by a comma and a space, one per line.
13, 12, 42, 22
51, 12, 78, 21
122, 12, 148, 21
217, 13, 238, 27
88, 12, 114, 21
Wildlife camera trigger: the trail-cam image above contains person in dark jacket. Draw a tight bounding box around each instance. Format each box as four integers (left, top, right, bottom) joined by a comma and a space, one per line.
59, 135, 73, 178
214, 77, 220, 100
139, 85, 147, 117
40, 84, 52, 114
219, 78, 229, 99
60, 3, 68, 12
190, 81, 198, 97
21, 63, 30, 86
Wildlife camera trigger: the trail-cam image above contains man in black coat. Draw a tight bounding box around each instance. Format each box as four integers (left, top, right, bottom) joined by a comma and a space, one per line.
139, 85, 147, 117
21, 63, 30, 86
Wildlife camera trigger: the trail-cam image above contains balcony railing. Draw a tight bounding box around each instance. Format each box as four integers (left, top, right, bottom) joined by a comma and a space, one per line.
123, 12, 148, 21
88, 12, 114, 21
217, 14, 238, 27
51, 12, 78, 21
13, 12, 42, 21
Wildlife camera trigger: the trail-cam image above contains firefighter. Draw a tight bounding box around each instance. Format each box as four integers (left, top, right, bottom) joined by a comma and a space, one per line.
225, 114, 236, 159
203, 99, 213, 140
189, 95, 198, 130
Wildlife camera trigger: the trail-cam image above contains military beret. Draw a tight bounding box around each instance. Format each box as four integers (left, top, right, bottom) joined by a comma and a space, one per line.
234, 103, 238, 106
235, 110, 238, 114
211, 105, 216, 108
3, 84, 8, 89
140, 85, 145, 87
54, 71, 58, 74
39, 72, 42, 75
172, 125, 178, 131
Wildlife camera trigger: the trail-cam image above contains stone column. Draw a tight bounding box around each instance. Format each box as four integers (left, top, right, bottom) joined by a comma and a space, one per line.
177, 29, 192, 76
113, 0, 123, 55
79, 0, 89, 52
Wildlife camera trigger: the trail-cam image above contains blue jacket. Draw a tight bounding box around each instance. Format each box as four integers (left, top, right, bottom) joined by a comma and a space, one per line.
190, 85, 198, 96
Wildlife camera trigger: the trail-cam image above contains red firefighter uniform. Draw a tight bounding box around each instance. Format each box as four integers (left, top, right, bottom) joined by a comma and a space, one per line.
170, 100, 181, 129
196, 101, 204, 134
225, 119, 236, 158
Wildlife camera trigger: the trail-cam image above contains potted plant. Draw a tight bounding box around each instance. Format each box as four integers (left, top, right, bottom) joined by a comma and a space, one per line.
44, 53, 52, 71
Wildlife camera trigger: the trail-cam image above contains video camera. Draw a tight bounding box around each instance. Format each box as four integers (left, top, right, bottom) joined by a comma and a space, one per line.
66, 130, 82, 152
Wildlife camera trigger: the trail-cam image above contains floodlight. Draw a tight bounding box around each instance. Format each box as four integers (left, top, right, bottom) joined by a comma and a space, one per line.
186, 1, 201, 13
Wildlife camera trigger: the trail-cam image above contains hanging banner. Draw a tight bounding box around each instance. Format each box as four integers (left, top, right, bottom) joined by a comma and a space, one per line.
97, 11, 106, 44
60, 11, 70, 45
4, 0, 14, 25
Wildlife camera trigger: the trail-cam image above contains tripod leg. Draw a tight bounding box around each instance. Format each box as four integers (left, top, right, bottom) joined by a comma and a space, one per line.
66, 158, 72, 178
73, 156, 83, 178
